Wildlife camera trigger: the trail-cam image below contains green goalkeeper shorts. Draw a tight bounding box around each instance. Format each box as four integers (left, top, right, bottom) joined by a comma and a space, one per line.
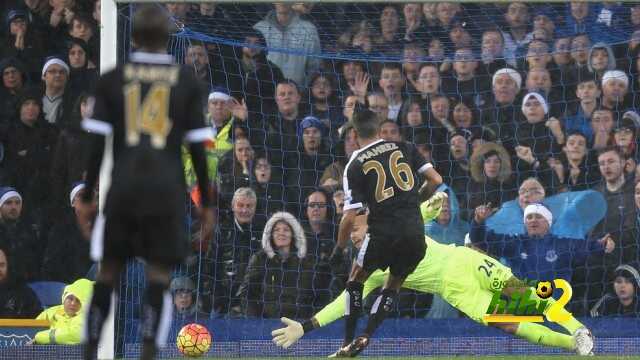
440, 246, 513, 325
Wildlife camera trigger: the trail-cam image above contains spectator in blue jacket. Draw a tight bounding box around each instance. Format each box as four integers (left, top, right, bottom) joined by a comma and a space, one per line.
471, 202, 615, 283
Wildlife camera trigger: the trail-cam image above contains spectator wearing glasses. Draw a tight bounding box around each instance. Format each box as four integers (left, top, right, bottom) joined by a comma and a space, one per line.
302, 189, 339, 299
40, 57, 73, 128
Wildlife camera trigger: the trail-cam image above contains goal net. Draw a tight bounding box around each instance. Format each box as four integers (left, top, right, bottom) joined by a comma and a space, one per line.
99, 2, 640, 358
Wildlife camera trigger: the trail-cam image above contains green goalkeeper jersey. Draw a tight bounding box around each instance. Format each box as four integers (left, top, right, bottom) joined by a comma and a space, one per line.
315, 237, 455, 326
315, 236, 514, 326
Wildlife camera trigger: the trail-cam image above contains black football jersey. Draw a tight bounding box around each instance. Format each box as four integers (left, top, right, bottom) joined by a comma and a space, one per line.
343, 139, 432, 227
83, 52, 212, 191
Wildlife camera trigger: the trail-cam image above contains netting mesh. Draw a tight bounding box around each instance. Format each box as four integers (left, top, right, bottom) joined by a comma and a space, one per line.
106, 3, 640, 352
4, 1, 640, 357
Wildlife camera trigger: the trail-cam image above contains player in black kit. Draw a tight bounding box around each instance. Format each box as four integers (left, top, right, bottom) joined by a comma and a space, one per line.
75, 6, 215, 360
328, 106, 442, 357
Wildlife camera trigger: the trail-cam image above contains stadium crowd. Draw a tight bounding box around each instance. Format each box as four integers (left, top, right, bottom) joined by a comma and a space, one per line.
0, 1, 639, 336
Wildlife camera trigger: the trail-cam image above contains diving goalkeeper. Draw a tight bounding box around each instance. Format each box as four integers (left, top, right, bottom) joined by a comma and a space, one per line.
271, 195, 595, 356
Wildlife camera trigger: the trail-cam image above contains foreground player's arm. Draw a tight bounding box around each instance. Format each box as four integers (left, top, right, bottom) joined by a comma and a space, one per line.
334, 208, 357, 251
412, 145, 442, 201
80, 84, 111, 205
77, 83, 111, 238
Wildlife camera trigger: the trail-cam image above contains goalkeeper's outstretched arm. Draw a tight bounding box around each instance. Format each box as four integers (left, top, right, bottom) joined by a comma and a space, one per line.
271, 271, 386, 349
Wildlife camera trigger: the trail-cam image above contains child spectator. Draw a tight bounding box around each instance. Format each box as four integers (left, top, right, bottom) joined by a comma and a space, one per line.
590, 264, 640, 317
32, 278, 93, 345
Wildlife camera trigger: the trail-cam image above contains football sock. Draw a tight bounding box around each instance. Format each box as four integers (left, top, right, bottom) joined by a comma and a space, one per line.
363, 288, 397, 338
141, 282, 172, 360
344, 281, 364, 346
84, 281, 113, 360
515, 322, 575, 350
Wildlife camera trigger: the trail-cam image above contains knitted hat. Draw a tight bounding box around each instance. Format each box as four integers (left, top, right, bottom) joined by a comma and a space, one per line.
69, 182, 86, 206
170, 277, 195, 293
524, 203, 553, 225
522, 91, 549, 115
208, 86, 231, 102
299, 116, 326, 137
493, 68, 522, 89
5, 10, 28, 29
42, 57, 70, 77
0, 187, 21, 208
602, 70, 629, 88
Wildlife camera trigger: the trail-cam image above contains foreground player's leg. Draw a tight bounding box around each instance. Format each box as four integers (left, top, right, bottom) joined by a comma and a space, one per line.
141, 263, 172, 360
494, 322, 575, 350
84, 260, 124, 360
335, 274, 405, 358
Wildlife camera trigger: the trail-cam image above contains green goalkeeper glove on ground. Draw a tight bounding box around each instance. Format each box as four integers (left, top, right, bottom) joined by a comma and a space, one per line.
420, 192, 448, 223
271, 317, 304, 349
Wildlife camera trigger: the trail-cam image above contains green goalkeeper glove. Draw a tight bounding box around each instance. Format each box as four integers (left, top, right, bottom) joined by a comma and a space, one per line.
420, 191, 448, 222
271, 317, 304, 349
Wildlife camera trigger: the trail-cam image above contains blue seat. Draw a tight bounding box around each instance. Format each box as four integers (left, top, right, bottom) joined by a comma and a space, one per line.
28, 282, 67, 309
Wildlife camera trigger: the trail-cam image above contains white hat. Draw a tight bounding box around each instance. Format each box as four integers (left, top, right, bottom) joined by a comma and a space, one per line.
208, 87, 231, 102
69, 182, 86, 206
0, 187, 21, 208
524, 203, 552, 225
42, 57, 70, 77
522, 92, 549, 115
602, 70, 629, 88
493, 68, 522, 90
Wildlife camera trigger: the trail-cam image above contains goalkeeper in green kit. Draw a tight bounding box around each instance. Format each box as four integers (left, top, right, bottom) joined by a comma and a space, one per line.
271, 193, 595, 357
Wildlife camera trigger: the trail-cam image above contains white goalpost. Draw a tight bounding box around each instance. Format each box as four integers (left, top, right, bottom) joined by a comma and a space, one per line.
97, 0, 117, 359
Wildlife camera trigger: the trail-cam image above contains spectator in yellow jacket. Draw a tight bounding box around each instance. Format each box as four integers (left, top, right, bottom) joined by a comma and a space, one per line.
33, 278, 93, 345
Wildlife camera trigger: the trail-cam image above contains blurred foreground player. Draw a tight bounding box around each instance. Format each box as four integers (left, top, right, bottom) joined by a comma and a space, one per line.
328, 106, 442, 357
273, 201, 595, 357
76, 6, 214, 360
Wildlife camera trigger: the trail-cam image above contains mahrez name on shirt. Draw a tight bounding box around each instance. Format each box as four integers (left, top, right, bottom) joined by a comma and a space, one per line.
356, 142, 399, 163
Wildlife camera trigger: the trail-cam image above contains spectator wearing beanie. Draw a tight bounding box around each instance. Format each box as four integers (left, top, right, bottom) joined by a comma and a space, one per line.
170, 276, 210, 323
0, 10, 45, 82
471, 202, 615, 284
41, 182, 92, 283
284, 116, 332, 218
0, 187, 40, 281
41, 56, 74, 128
